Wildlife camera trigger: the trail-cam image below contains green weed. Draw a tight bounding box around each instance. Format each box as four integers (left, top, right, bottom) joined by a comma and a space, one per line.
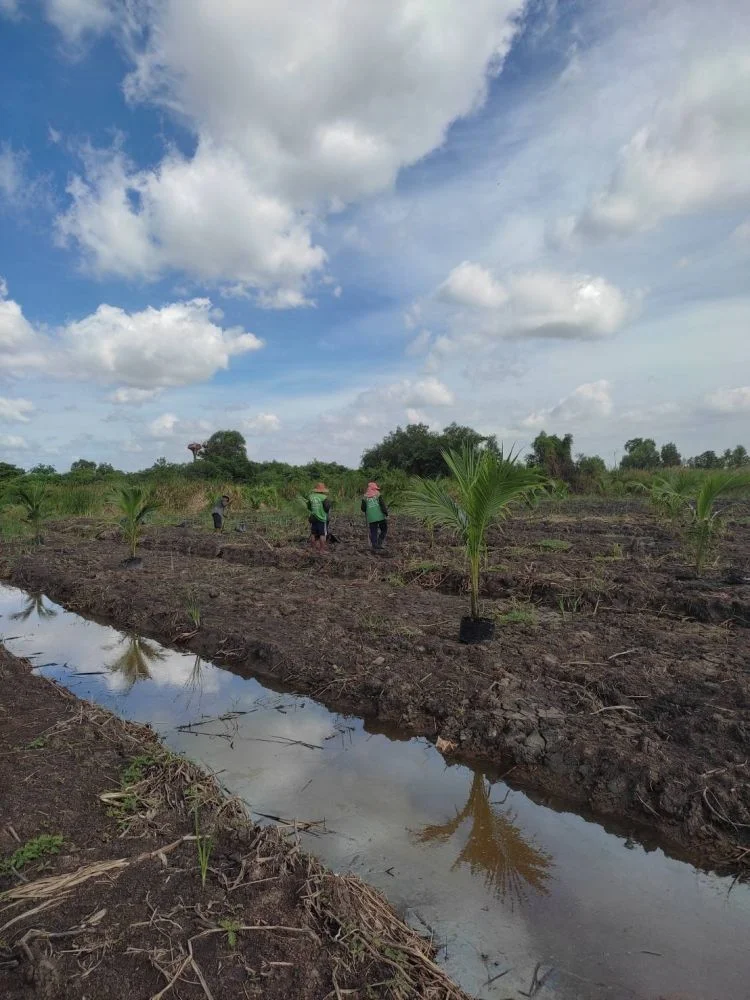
219, 918, 241, 949
25, 735, 48, 750
386, 573, 405, 587
185, 592, 201, 628
496, 603, 538, 626
121, 754, 155, 787
1, 834, 63, 875
538, 539, 573, 552
194, 805, 214, 888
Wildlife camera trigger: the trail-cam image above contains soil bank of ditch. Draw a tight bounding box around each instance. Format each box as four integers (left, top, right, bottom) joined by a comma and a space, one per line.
2, 515, 749, 882
0, 644, 468, 1000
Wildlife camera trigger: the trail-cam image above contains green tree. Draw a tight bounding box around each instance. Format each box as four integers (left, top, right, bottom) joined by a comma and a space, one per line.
620, 438, 661, 470
526, 432, 576, 483
114, 485, 161, 559
660, 443, 681, 467
28, 464, 57, 477
688, 450, 724, 470
70, 458, 97, 474
402, 445, 545, 622
0, 461, 24, 483
725, 445, 748, 468
362, 423, 444, 477
197, 430, 253, 481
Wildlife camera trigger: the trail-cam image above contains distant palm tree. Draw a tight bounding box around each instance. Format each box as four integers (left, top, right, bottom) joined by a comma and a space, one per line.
15, 483, 50, 544
414, 772, 553, 905
107, 635, 166, 691
10, 592, 58, 622
113, 485, 161, 559
402, 445, 545, 621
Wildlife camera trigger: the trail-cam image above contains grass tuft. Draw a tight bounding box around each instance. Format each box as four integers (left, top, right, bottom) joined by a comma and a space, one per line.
538, 539, 573, 552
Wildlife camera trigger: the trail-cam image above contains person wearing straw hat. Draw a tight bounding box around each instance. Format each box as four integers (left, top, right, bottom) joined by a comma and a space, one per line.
361, 481, 389, 551
307, 482, 331, 553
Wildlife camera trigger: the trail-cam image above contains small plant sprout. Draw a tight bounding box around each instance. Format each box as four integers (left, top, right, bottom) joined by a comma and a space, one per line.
219, 918, 241, 948
185, 592, 201, 628
193, 802, 214, 888
14, 482, 50, 544
113, 485, 161, 560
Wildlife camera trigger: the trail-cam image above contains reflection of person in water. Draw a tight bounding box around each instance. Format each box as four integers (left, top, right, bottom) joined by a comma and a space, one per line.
106, 635, 166, 691
414, 772, 553, 905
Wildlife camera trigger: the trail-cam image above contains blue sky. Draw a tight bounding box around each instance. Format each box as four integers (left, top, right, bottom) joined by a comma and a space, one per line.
1, 0, 749, 471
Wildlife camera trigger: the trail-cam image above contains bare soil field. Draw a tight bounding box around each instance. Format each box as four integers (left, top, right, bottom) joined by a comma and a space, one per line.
2, 498, 749, 877
0, 646, 467, 1000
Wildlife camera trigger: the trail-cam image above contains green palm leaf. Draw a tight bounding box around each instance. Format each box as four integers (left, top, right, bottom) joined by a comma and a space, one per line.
402, 445, 546, 619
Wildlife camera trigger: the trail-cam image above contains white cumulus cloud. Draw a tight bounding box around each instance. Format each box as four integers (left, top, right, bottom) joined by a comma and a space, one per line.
575, 52, 750, 238
109, 387, 163, 405
60, 298, 262, 389
419, 266, 630, 359
0, 433, 29, 450
57, 143, 327, 301
53, 0, 525, 299
242, 413, 281, 435
0, 280, 262, 389
521, 380, 614, 430
704, 386, 750, 414
438, 261, 508, 309
0, 396, 34, 422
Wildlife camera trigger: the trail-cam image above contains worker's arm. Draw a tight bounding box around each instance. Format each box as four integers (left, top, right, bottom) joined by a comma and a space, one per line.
323, 499, 332, 514
379, 498, 389, 517
360, 499, 367, 513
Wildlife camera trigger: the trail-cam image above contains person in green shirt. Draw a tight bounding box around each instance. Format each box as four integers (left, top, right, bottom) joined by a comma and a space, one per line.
361, 481, 389, 551
307, 482, 331, 553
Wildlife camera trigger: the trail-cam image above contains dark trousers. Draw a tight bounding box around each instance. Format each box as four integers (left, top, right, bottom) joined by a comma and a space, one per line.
369, 520, 388, 549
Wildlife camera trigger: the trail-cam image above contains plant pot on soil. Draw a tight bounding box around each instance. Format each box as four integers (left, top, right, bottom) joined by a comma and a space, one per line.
459, 616, 495, 644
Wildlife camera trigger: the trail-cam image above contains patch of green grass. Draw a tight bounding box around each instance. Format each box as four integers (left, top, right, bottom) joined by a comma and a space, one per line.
386, 573, 405, 587
0, 834, 63, 875
406, 559, 444, 573
505, 545, 534, 557
25, 735, 48, 750
538, 539, 573, 552
495, 603, 538, 626
121, 754, 156, 787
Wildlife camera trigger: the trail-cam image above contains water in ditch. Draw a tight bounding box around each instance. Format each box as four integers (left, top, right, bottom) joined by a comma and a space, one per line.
1, 583, 747, 1000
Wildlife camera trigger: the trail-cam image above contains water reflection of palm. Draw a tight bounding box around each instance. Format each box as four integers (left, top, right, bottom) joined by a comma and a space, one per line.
415, 773, 553, 904
106, 635, 166, 691
10, 593, 58, 621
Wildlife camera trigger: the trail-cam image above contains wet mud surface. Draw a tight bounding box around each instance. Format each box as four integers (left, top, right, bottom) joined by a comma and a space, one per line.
0, 645, 467, 1000
2, 499, 749, 876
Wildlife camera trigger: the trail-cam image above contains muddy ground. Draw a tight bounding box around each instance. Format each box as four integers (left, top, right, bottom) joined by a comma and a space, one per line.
0, 645, 467, 1000
2, 498, 749, 879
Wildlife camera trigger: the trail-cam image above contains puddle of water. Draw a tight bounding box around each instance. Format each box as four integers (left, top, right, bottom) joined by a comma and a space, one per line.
1, 583, 748, 1000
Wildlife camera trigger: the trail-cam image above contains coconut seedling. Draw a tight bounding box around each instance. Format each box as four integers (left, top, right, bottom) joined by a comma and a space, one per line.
113, 485, 161, 561
14, 482, 50, 544
656, 470, 750, 573
402, 444, 545, 643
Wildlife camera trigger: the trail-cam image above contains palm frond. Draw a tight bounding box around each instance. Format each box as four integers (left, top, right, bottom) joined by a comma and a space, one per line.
695, 471, 750, 521
401, 478, 467, 536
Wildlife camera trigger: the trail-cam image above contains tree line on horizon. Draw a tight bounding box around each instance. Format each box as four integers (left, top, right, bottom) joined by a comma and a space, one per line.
1, 422, 748, 493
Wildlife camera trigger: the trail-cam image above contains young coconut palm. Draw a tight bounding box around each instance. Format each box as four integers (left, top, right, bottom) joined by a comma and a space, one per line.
402, 445, 545, 631
15, 482, 50, 544
114, 485, 161, 560
658, 470, 750, 573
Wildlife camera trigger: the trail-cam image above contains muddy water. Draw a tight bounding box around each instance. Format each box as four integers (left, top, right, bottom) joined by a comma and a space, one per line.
1, 584, 747, 1000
